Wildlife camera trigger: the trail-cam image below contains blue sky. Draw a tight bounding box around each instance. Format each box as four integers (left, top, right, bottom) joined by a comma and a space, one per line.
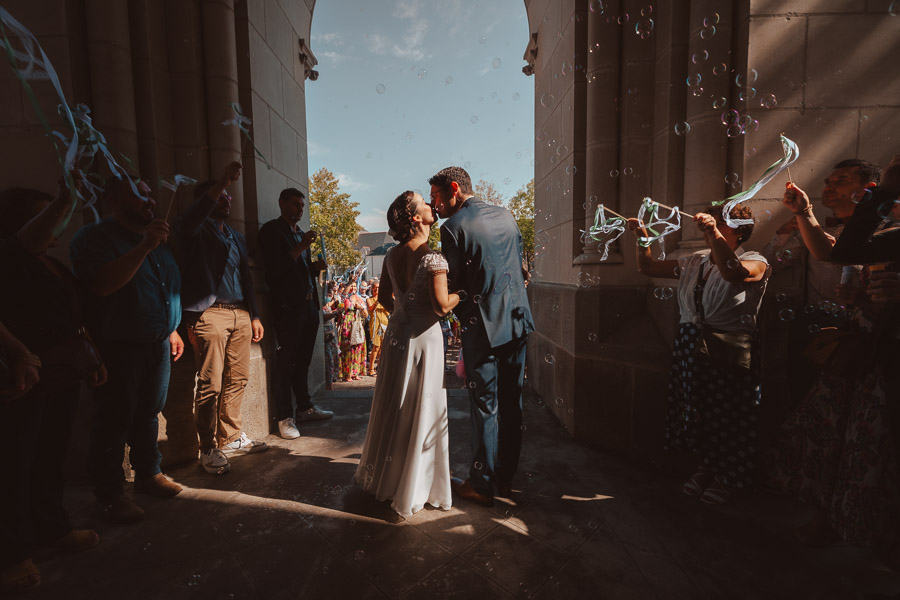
307, 0, 534, 232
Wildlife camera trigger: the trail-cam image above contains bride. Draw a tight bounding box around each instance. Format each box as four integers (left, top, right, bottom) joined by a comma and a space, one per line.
353, 190, 460, 517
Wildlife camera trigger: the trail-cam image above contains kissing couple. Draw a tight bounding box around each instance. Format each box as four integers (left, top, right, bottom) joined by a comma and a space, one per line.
352, 166, 534, 517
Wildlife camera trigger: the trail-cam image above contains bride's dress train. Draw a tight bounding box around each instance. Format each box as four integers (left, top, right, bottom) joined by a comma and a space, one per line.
353, 252, 451, 517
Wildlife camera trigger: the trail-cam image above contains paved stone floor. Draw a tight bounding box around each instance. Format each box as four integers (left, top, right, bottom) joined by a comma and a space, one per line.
20, 387, 900, 600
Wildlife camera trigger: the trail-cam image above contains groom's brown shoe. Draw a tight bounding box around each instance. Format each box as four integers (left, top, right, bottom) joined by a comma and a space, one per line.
451, 477, 494, 507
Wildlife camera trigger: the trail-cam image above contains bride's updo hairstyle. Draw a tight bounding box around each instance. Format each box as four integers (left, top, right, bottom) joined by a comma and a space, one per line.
387, 190, 419, 244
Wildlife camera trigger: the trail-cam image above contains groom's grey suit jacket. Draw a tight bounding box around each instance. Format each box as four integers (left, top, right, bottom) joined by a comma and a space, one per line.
440, 197, 534, 352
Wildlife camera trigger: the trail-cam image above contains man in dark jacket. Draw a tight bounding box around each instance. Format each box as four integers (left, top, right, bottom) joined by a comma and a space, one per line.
258, 188, 333, 440
178, 162, 267, 476
430, 166, 534, 507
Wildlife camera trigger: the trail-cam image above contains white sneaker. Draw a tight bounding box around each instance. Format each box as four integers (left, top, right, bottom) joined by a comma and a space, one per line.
221, 432, 268, 455
200, 448, 230, 475
278, 418, 300, 440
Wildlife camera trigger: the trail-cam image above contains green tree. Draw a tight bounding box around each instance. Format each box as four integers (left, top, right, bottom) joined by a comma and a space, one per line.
474, 179, 504, 206
309, 168, 363, 273
427, 221, 441, 250
507, 179, 535, 267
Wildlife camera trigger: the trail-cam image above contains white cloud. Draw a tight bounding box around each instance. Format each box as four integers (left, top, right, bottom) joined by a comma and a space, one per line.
392, 0, 420, 20
335, 172, 372, 192
307, 140, 330, 157
318, 50, 350, 66
357, 211, 388, 233
362, 0, 430, 61
312, 32, 343, 45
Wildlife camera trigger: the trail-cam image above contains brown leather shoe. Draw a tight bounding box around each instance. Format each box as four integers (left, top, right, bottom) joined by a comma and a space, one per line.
134, 473, 183, 498
55, 529, 100, 551
102, 495, 145, 525
451, 477, 494, 507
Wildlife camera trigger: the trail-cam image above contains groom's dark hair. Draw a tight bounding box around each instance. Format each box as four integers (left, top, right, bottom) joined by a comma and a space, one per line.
429, 166, 473, 196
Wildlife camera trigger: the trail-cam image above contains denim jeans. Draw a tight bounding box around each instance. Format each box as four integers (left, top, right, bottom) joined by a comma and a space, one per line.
89, 338, 171, 501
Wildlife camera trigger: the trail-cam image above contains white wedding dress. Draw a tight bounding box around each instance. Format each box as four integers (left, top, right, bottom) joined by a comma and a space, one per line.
353, 251, 452, 517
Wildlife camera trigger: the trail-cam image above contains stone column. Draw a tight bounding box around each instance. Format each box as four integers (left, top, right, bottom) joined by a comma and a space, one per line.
84, 0, 140, 173
680, 1, 733, 248
575, 0, 622, 265
200, 0, 244, 232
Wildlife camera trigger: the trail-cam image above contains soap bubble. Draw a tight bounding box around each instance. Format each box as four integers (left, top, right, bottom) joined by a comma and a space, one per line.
686, 74, 702, 87
745, 147, 758, 157
701, 26, 716, 39
674, 122, 691, 136
354, 550, 365, 560
479, 36, 487, 44
673, 266, 682, 277
366, 463, 374, 471
555, 397, 564, 405
589, 0, 604, 13
725, 172, 739, 184
540, 93, 555, 107
492, 57, 502, 69
609, 169, 619, 178
385, 455, 392, 462
775, 248, 794, 262
642, 5, 653, 16
739, 87, 757, 102
470, 115, 479, 124
445, 75, 454, 85
692, 87, 704, 97
565, 165, 576, 174
623, 166, 633, 175
703, 14, 720, 27
653, 287, 675, 300
635, 18, 654, 39
778, 308, 795, 321
692, 50, 709, 64
760, 93, 777, 109
544, 354, 556, 365
776, 292, 788, 302
588, 332, 598, 342
464, 161, 471, 169
727, 259, 740, 269
618, 13, 630, 25
808, 324, 820, 334
721, 110, 740, 126
513, 92, 520, 101
713, 63, 727, 76
740, 314, 753, 325
375, 83, 386, 94
557, 144, 569, 156
713, 97, 727, 109
736, 69, 758, 87
474, 461, 483, 470
726, 124, 743, 138
417, 68, 427, 79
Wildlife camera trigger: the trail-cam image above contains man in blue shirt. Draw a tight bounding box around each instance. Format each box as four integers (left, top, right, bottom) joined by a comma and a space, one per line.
70, 177, 184, 524
258, 188, 333, 439
178, 162, 267, 476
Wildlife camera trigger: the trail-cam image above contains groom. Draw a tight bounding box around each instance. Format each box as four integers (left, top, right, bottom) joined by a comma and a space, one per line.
430, 166, 534, 506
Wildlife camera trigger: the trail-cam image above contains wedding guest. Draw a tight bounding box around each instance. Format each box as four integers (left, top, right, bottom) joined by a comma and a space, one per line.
177, 162, 267, 476
763, 159, 880, 401
339, 282, 368, 380
70, 176, 185, 523
769, 155, 900, 564
0, 183, 106, 592
628, 203, 770, 504
258, 188, 333, 440
367, 279, 390, 376
323, 296, 342, 390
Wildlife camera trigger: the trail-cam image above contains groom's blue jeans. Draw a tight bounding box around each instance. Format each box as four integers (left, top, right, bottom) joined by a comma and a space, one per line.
464, 336, 527, 496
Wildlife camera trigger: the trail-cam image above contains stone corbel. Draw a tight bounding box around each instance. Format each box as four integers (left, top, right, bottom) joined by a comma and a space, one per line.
522, 32, 538, 76
298, 38, 319, 81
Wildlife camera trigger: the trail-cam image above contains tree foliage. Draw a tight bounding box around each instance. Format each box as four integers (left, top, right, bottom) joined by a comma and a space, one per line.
309, 168, 363, 273
474, 179, 504, 206
428, 220, 441, 250
507, 179, 535, 267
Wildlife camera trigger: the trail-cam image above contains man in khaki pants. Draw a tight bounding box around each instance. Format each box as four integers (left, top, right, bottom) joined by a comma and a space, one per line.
177, 162, 267, 474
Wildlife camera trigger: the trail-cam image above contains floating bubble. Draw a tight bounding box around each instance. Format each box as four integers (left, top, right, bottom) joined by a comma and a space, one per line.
366, 152, 372, 159
741, 116, 759, 132
674, 121, 690, 136
692, 50, 709, 64
776, 248, 794, 262
417, 68, 427, 80
503, 177, 511, 185
540, 93, 555, 107
778, 308, 795, 322
725, 172, 739, 184
713, 97, 727, 109
721, 109, 740, 126
641, 5, 653, 16
390, 338, 398, 346
366, 463, 374, 471
808, 324, 820, 334
589, 0, 604, 13
468, 381, 477, 389
739, 87, 757, 102
653, 287, 675, 300
703, 13, 720, 27
740, 314, 753, 325
512, 92, 520, 101
673, 266, 682, 277
713, 63, 727, 76
618, 13, 630, 25
623, 166, 633, 175
745, 147, 758, 157
470, 115, 479, 124
635, 18, 654, 38
492, 57, 502, 69
445, 75, 454, 85
686, 74, 702, 87
726, 124, 743, 138
404, 131, 413, 140
544, 354, 556, 365
610, 169, 619, 178
701, 26, 716, 39
555, 397, 564, 405
479, 36, 487, 44
375, 83, 386, 94
776, 292, 788, 302
474, 461, 483, 470
557, 144, 569, 156
588, 332, 598, 342
354, 550, 365, 560
692, 87, 704, 97
385, 455, 392, 462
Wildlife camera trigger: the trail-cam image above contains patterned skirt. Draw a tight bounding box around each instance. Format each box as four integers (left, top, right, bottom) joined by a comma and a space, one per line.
665, 322, 761, 491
